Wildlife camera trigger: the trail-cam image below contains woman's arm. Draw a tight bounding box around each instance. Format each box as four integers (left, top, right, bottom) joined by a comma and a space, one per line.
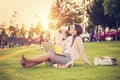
77, 37, 91, 64
56, 39, 67, 47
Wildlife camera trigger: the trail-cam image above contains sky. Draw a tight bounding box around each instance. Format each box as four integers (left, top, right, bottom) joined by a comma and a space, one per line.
0, 0, 82, 28
0, 0, 53, 27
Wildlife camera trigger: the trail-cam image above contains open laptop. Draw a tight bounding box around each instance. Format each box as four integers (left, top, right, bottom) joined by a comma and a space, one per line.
41, 42, 56, 53
41, 42, 67, 57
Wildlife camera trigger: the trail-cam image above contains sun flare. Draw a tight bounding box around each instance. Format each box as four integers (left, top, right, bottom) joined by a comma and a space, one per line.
42, 18, 49, 30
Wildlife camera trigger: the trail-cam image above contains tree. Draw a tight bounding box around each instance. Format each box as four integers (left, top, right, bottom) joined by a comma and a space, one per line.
20, 25, 26, 38
87, 0, 108, 26
28, 26, 34, 40
8, 25, 16, 37
8, 11, 20, 38
103, 0, 120, 40
49, 0, 83, 29
15, 24, 20, 37
86, 0, 115, 41
0, 29, 8, 39
87, 0, 105, 40
34, 22, 42, 35
9, 11, 18, 26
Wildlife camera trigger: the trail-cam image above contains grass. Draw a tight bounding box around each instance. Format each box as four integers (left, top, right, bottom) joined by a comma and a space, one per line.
0, 41, 120, 80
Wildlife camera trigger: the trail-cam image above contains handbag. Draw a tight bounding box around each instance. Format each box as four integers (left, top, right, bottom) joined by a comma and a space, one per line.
94, 56, 117, 65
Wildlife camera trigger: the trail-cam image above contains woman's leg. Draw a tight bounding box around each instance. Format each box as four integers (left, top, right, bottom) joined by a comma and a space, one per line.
21, 59, 41, 68
22, 52, 51, 63
21, 52, 51, 68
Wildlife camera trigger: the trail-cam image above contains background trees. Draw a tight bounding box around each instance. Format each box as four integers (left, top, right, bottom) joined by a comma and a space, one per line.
86, 0, 108, 40
1, 0, 120, 44
103, 0, 120, 40
49, 0, 83, 29
86, 0, 120, 40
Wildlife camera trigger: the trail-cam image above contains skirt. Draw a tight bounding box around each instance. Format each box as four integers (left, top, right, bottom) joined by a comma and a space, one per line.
45, 52, 72, 65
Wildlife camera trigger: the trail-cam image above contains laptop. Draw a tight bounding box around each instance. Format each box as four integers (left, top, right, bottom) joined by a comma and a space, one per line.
41, 42, 67, 57
41, 42, 56, 53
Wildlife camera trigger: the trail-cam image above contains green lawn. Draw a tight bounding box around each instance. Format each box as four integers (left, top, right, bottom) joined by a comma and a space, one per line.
0, 41, 120, 80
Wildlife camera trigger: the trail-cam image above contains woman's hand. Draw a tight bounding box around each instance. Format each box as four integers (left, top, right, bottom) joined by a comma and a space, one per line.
84, 61, 91, 65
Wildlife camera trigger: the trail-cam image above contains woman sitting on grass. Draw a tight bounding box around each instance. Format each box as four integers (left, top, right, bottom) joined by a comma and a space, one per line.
21, 23, 91, 68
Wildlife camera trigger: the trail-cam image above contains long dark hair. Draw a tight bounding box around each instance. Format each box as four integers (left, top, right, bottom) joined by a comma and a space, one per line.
74, 23, 83, 36
71, 23, 83, 47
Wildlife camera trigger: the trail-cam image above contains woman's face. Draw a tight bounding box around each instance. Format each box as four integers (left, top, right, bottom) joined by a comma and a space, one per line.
69, 25, 77, 36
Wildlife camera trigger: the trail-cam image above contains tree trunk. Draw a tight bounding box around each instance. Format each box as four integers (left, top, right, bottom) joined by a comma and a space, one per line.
115, 20, 118, 41
96, 26, 99, 41
103, 26, 106, 41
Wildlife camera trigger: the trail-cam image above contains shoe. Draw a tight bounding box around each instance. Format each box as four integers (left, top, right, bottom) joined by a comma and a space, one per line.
53, 64, 66, 68
53, 64, 58, 68
65, 60, 74, 68
53, 60, 74, 69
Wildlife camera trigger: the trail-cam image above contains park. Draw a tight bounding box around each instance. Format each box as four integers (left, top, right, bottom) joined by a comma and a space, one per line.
0, 41, 120, 80
1, 0, 120, 80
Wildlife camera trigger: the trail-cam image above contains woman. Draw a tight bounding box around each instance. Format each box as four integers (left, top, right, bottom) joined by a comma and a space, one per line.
21, 23, 90, 68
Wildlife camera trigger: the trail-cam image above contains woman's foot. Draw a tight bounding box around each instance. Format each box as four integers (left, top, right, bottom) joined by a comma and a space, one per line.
21, 55, 28, 62
21, 59, 32, 68
20, 59, 27, 68
21, 55, 31, 68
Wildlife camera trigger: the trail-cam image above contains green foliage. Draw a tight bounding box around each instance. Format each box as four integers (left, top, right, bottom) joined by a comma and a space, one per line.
103, 0, 120, 26
34, 22, 42, 35
87, 0, 109, 26
86, 23, 94, 33
0, 41, 120, 80
87, 0, 117, 30
19, 26, 26, 38
28, 27, 34, 39
0, 29, 8, 39
49, 0, 83, 29
103, 0, 120, 19
103, 0, 120, 40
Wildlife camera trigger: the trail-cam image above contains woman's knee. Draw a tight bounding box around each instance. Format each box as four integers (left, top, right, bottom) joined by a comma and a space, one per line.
46, 51, 54, 56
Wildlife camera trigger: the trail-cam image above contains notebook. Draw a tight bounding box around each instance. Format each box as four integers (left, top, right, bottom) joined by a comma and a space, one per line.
41, 42, 56, 53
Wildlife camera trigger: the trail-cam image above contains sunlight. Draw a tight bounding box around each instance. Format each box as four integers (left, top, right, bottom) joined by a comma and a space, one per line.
41, 18, 49, 30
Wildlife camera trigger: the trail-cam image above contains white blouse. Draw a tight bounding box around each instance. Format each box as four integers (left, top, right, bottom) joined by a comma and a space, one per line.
63, 36, 72, 53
